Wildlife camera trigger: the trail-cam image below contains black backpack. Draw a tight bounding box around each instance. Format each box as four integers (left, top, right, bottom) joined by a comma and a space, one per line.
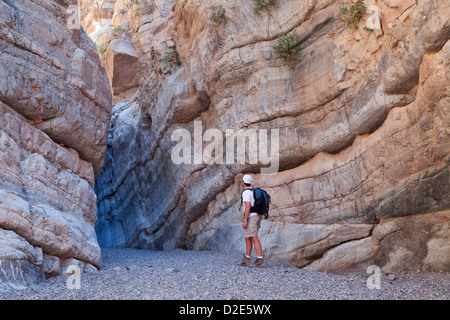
240, 188, 271, 219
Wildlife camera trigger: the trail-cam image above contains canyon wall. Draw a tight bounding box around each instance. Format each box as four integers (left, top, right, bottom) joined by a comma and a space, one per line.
85, 0, 449, 271
0, 0, 112, 290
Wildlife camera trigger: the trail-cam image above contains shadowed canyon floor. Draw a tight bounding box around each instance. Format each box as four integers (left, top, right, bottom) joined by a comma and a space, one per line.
0, 248, 448, 300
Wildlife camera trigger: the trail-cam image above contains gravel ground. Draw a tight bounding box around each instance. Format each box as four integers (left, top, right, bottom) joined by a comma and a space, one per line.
0, 248, 448, 300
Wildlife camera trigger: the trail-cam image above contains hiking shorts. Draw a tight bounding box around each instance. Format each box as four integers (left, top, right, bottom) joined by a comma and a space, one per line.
244, 214, 262, 238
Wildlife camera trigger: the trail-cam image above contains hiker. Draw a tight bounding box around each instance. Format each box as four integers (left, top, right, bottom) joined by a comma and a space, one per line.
238, 174, 265, 267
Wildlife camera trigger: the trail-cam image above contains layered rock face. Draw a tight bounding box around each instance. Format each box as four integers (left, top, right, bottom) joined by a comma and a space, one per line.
88, 0, 449, 271
0, 0, 112, 290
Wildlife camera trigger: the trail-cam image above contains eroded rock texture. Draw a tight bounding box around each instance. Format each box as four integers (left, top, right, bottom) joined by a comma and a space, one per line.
0, 0, 112, 290
87, 0, 449, 271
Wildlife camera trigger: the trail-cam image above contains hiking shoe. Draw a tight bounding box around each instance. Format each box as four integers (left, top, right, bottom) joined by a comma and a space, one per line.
252, 258, 265, 268
238, 256, 251, 267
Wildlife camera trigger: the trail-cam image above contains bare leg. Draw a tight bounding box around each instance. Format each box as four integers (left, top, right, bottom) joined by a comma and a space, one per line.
251, 236, 263, 257
245, 237, 253, 257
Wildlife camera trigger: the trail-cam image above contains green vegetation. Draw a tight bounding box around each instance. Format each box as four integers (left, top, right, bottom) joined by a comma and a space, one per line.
211, 5, 225, 24
273, 33, 300, 60
96, 43, 105, 59
124, 0, 155, 16
340, 0, 368, 30
112, 26, 131, 39
125, 0, 150, 9
253, 0, 278, 12
160, 50, 181, 75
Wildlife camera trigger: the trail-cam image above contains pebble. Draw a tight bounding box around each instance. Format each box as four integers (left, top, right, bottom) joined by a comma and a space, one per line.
0, 248, 448, 300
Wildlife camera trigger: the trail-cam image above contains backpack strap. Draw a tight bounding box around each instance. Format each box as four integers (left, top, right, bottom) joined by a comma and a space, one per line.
240, 187, 253, 210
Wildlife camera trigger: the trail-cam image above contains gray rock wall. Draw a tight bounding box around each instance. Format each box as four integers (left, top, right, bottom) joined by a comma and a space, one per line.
0, 0, 112, 290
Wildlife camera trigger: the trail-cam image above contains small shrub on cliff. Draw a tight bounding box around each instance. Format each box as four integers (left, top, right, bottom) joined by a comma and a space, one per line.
112, 26, 131, 39
211, 5, 225, 24
273, 33, 300, 60
254, 0, 278, 12
96, 43, 106, 59
125, 0, 149, 9
124, 0, 155, 17
340, 0, 368, 30
160, 50, 181, 75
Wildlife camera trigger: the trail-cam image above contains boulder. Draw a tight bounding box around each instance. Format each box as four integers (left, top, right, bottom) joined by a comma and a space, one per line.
105, 39, 139, 96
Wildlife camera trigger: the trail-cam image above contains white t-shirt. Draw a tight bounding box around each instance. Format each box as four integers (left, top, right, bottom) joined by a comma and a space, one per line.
242, 188, 258, 217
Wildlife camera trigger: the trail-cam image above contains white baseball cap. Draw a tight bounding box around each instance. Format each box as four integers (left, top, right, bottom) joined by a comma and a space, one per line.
242, 174, 253, 185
